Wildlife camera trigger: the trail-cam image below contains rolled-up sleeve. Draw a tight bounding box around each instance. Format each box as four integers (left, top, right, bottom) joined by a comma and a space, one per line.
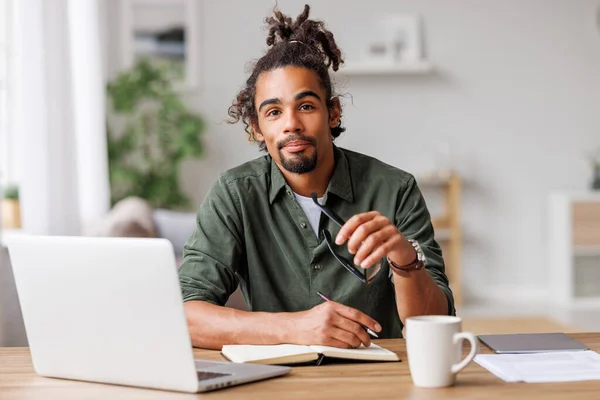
178, 175, 245, 305
395, 176, 456, 316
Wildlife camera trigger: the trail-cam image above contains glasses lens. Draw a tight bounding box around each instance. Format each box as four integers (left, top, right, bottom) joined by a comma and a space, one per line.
364, 258, 382, 283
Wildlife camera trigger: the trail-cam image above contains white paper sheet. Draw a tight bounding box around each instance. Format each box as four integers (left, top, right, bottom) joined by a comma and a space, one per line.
475, 350, 600, 383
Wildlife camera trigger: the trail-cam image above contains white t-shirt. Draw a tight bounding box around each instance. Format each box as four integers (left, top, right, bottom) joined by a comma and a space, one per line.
293, 192, 324, 237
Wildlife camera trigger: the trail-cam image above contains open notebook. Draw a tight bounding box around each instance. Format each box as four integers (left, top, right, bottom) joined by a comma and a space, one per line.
221, 343, 400, 365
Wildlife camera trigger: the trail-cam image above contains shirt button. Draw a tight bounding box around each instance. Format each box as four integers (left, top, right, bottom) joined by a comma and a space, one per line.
286, 190, 292, 196
314, 263, 321, 270
301, 222, 307, 229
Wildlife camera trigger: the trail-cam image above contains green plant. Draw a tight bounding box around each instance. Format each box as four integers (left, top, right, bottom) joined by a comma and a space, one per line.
590, 146, 600, 190
106, 58, 205, 210
589, 146, 600, 168
2, 184, 19, 200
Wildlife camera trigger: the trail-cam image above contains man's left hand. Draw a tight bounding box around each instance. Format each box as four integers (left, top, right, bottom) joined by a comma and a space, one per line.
334, 211, 416, 269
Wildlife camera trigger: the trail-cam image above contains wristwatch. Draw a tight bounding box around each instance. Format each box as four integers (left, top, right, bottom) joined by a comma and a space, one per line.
387, 239, 426, 275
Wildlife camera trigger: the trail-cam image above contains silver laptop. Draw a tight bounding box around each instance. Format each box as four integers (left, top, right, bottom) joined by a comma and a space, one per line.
478, 333, 589, 354
7, 235, 290, 393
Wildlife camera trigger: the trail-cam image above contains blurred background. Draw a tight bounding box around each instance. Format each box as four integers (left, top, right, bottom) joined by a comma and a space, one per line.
1, 0, 600, 346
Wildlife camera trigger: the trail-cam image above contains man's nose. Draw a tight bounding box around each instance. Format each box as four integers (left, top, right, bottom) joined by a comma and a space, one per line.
283, 110, 303, 133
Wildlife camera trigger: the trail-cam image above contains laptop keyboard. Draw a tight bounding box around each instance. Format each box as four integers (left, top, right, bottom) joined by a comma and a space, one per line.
197, 371, 232, 381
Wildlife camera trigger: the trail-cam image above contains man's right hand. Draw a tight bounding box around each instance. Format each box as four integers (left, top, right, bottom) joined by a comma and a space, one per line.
290, 301, 382, 348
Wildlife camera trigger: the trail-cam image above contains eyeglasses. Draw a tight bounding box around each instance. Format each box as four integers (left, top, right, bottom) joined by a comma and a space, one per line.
311, 193, 382, 284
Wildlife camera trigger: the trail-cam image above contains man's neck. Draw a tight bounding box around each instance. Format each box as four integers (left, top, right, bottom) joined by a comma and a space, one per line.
278, 149, 335, 198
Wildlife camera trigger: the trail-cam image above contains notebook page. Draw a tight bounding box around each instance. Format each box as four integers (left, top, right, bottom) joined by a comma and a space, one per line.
221, 344, 315, 363
475, 350, 600, 383
310, 343, 399, 360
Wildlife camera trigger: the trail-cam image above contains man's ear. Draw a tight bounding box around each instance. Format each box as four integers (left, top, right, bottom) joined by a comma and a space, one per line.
328, 97, 342, 129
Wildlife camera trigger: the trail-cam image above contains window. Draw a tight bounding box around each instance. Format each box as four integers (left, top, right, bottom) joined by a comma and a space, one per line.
0, 0, 16, 188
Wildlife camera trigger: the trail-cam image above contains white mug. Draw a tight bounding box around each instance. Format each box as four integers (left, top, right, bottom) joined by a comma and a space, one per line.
405, 315, 479, 388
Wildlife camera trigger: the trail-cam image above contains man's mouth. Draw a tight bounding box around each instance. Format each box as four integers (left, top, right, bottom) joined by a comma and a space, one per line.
282, 140, 312, 153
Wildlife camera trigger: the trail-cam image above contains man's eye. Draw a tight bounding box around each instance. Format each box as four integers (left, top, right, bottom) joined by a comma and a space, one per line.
266, 109, 281, 117
300, 104, 314, 111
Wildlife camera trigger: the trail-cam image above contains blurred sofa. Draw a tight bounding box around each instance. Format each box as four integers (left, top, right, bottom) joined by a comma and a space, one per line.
153, 208, 198, 261
154, 208, 247, 311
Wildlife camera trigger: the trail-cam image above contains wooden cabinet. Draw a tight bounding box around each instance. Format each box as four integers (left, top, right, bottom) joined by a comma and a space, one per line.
419, 174, 463, 306
549, 193, 600, 307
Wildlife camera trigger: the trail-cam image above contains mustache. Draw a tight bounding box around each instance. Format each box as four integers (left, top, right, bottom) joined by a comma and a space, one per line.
277, 135, 317, 150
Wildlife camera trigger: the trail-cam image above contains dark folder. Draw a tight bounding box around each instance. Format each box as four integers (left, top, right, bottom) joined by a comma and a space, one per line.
478, 332, 589, 354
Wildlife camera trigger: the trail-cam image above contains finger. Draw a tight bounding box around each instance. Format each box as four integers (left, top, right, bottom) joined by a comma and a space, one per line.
353, 224, 398, 266
329, 325, 362, 348
346, 215, 391, 256
334, 303, 382, 333
358, 231, 402, 269
334, 315, 371, 347
335, 211, 380, 245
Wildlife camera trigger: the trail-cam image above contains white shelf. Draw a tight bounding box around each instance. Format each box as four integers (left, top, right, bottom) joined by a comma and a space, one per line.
573, 246, 600, 257
549, 193, 600, 307
337, 60, 433, 76
568, 298, 600, 309
551, 191, 600, 202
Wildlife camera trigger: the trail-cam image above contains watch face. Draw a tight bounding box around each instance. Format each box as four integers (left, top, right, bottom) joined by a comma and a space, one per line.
409, 239, 426, 263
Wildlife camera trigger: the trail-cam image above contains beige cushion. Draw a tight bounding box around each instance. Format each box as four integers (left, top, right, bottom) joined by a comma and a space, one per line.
83, 197, 157, 238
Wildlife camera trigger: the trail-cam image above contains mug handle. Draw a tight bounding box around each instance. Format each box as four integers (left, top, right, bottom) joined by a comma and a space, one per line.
451, 332, 479, 374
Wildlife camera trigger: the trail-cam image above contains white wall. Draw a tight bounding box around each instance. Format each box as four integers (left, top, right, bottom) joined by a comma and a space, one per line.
105, 0, 600, 304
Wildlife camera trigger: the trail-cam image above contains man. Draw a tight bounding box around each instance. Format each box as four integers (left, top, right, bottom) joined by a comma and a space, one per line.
179, 5, 454, 350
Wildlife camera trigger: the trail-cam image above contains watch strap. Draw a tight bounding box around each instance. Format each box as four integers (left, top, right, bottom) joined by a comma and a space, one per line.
387, 239, 426, 275
387, 255, 425, 273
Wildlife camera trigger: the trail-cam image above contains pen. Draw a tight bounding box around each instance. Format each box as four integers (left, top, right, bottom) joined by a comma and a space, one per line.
316, 291, 379, 338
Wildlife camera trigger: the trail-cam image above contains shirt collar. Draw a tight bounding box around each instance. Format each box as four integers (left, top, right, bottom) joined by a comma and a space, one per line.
326, 145, 354, 203
268, 145, 355, 205
269, 155, 288, 204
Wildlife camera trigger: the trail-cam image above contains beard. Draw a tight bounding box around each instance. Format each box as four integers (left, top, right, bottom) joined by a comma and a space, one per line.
279, 150, 318, 174
276, 135, 318, 174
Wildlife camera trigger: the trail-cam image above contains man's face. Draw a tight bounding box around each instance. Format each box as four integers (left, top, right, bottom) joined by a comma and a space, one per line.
253, 66, 340, 174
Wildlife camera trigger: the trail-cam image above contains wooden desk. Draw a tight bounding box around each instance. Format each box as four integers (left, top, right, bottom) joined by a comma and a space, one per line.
2, 333, 600, 399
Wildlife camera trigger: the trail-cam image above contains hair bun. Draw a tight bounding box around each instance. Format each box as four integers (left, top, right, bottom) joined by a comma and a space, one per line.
264, 5, 343, 71
265, 6, 301, 46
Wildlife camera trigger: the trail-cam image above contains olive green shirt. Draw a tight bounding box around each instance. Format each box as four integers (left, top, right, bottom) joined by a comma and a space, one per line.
179, 146, 455, 338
